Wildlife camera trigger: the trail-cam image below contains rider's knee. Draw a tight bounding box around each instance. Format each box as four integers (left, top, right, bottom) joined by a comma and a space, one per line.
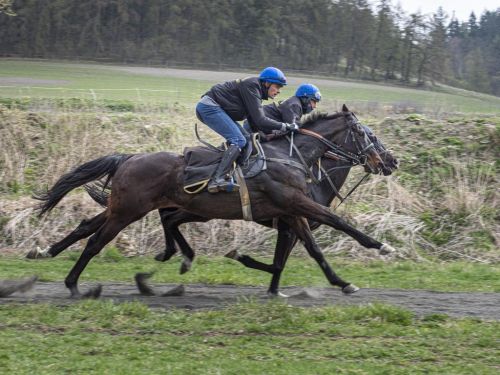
232, 136, 247, 149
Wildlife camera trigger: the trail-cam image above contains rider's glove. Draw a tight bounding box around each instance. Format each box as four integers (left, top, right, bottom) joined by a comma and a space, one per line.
281, 123, 299, 133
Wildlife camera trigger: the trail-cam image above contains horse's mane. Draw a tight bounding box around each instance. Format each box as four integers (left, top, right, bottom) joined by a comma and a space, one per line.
300, 111, 345, 128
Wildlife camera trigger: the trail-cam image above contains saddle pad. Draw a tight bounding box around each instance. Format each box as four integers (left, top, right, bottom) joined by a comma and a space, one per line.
182, 136, 267, 194
183, 146, 223, 194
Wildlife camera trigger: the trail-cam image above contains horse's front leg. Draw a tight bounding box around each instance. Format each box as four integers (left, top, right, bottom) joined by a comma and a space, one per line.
291, 195, 395, 255
282, 216, 358, 294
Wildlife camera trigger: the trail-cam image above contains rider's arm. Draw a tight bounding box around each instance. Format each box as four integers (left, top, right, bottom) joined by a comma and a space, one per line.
239, 80, 285, 132
279, 100, 303, 125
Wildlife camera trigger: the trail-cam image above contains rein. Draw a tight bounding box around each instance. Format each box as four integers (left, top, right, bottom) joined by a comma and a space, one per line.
298, 116, 377, 209
267, 116, 376, 187
317, 159, 371, 210
298, 127, 373, 166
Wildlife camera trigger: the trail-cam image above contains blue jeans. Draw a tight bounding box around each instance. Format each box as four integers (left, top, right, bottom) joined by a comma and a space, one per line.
196, 101, 247, 148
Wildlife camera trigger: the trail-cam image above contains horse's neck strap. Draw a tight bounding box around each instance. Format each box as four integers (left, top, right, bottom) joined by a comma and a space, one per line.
286, 135, 319, 184
332, 172, 371, 210
318, 163, 345, 202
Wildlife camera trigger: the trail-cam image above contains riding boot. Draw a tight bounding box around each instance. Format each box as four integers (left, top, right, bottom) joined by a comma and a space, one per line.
207, 144, 241, 193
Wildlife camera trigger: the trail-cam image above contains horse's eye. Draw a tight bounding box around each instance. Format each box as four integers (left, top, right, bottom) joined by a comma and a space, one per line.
355, 125, 365, 136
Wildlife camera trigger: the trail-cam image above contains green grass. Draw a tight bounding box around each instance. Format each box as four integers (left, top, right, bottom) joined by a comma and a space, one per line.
0, 301, 498, 374
1, 254, 498, 292
1, 59, 500, 112
0, 59, 211, 104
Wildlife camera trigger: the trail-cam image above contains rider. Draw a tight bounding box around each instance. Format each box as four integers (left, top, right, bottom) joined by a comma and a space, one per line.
245, 83, 323, 135
196, 67, 298, 193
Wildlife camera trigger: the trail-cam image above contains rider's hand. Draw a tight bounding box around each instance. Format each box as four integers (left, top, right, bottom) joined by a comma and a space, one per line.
281, 123, 299, 133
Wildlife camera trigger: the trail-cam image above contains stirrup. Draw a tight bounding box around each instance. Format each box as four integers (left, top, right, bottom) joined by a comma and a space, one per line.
207, 179, 240, 193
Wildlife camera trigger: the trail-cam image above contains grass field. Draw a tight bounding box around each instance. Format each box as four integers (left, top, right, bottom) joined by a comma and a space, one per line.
1, 300, 498, 375
0, 58, 499, 374
1, 59, 500, 113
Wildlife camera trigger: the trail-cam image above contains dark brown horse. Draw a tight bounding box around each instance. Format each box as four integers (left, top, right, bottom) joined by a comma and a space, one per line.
32, 107, 385, 298
137, 126, 398, 296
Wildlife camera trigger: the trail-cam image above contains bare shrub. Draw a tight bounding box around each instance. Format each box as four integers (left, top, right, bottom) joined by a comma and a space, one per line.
0, 105, 498, 263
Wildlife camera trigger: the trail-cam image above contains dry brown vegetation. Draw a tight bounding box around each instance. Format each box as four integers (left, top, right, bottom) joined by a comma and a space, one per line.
0, 103, 498, 262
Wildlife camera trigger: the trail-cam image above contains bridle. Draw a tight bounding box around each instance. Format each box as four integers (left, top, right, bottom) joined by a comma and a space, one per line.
296, 113, 388, 209
313, 119, 392, 209
297, 112, 375, 167
266, 111, 379, 193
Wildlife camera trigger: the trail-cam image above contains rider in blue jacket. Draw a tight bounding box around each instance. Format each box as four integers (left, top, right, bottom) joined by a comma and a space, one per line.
196, 67, 298, 193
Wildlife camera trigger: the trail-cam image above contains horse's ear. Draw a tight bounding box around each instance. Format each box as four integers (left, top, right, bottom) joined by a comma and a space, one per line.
342, 104, 349, 112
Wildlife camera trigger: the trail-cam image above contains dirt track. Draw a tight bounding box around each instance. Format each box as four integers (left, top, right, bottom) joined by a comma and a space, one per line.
1, 281, 499, 320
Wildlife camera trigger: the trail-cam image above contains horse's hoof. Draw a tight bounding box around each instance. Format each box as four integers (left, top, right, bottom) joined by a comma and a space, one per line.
154, 250, 176, 262
342, 284, 360, 294
379, 243, 396, 255
26, 247, 51, 259
179, 259, 192, 274
267, 290, 289, 298
82, 284, 102, 299
17, 275, 38, 292
224, 250, 240, 260
154, 252, 166, 262
135, 273, 155, 296
0, 275, 38, 297
161, 284, 185, 297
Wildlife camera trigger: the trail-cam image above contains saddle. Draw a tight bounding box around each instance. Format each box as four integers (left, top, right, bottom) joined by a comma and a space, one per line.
183, 133, 266, 194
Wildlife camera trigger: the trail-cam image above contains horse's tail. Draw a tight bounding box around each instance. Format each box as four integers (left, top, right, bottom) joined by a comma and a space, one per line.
84, 182, 111, 207
34, 154, 133, 217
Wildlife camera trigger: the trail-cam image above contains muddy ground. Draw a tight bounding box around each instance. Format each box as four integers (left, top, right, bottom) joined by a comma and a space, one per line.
1, 281, 499, 320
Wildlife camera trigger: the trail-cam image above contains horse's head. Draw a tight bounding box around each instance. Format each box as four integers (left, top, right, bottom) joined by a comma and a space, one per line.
361, 124, 399, 175
335, 104, 385, 174
296, 105, 391, 174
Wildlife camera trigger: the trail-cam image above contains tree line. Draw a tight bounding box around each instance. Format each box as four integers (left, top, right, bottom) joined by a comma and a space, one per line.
1, 0, 499, 96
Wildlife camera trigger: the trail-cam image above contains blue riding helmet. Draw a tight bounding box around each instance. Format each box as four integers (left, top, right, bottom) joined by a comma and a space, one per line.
295, 83, 322, 102
259, 67, 287, 86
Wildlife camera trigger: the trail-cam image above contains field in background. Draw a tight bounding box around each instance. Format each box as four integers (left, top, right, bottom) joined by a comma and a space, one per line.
2, 59, 500, 113
0, 59, 498, 264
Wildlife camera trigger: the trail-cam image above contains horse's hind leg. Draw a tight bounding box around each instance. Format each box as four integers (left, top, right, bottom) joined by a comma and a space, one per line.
225, 251, 275, 273
154, 208, 179, 262
64, 215, 134, 298
267, 223, 299, 296
170, 226, 195, 274
283, 216, 357, 294
26, 212, 107, 259
155, 209, 209, 274
225, 220, 297, 283
155, 209, 208, 270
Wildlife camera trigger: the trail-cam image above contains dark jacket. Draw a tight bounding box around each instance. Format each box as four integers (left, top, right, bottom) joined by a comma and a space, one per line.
246, 96, 306, 134
204, 77, 284, 132
263, 96, 306, 125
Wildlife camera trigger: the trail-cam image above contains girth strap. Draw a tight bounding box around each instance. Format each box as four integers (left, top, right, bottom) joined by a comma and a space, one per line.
234, 166, 253, 221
